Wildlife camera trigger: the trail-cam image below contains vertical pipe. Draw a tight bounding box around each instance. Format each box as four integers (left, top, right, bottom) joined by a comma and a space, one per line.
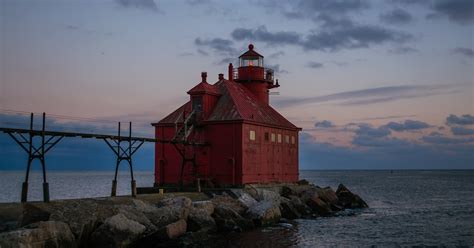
21, 113, 34, 202
41, 113, 49, 202
129, 122, 136, 197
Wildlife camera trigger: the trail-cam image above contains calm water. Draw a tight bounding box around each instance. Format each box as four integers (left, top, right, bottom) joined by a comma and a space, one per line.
0, 170, 473, 247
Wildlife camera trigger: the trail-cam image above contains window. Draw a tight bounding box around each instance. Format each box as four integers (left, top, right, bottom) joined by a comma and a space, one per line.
271, 133, 276, 142
192, 97, 203, 112
285, 135, 290, 144
249, 130, 256, 141
278, 134, 282, 143
264, 132, 269, 141
291, 136, 295, 145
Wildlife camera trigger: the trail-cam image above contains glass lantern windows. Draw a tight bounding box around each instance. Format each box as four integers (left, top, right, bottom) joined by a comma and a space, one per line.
240, 56, 263, 67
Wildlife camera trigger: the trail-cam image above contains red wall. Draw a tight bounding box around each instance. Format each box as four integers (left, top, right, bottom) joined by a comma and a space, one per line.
155, 121, 298, 186
241, 124, 299, 183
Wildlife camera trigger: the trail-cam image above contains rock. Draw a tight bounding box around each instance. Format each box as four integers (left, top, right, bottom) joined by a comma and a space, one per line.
157, 196, 192, 209
307, 196, 332, 216
187, 208, 216, 232
253, 189, 282, 205
0, 221, 75, 248
281, 185, 298, 198
89, 213, 146, 247
212, 205, 254, 232
238, 192, 258, 209
297, 179, 310, 185
163, 219, 187, 239
336, 184, 369, 209
318, 187, 339, 205
116, 205, 156, 233
143, 205, 187, 228
279, 197, 301, 219
281, 185, 312, 198
192, 200, 215, 215
288, 196, 312, 217
17, 204, 51, 228
246, 201, 281, 226
133, 220, 187, 246
211, 195, 247, 215
144, 196, 193, 228
49, 199, 106, 245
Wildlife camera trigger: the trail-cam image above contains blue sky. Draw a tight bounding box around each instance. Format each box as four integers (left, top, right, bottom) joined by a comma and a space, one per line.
0, 0, 473, 171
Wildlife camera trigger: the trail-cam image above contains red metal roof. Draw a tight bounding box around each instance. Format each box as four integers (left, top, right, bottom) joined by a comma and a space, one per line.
239, 44, 263, 58
187, 82, 221, 96
153, 79, 298, 130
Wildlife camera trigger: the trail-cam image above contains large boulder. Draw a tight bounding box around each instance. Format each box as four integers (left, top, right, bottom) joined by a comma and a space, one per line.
143, 196, 192, 228
306, 195, 332, 216
187, 208, 216, 232
279, 197, 301, 219
211, 195, 247, 215
192, 201, 215, 216
116, 205, 156, 233
317, 187, 339, 205
132, 219, 187, 246
246, 201, 281, 226
49, 199, 107, 246
336, 184, 368, 209
237, 192, 258, 209
0, 221, 75, 248
288, 196, 312, 217
212, 205, 254, 232
17, 204, 51, 228
88, 213, 146, 247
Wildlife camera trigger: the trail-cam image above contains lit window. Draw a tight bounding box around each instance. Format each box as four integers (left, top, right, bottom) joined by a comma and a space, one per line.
271, 133, 276, 142
250, 130, 256, 141
285, 135, 289, 143
278, 134, 282, 143
291, 136, 295, 144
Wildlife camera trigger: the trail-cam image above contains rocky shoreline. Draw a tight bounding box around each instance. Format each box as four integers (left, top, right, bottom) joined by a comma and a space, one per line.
0, 181, 367, 247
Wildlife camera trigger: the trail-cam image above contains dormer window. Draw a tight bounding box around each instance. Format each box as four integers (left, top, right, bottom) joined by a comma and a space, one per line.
193, 96, 202, 112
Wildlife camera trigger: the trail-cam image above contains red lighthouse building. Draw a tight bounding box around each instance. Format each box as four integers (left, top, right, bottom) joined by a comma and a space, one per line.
152, 44, 300, 187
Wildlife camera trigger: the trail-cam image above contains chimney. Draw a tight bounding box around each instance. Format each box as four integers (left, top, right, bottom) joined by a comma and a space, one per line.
218, 73, 224, 80
228, 63, 233, 81
201, 72, 207, 83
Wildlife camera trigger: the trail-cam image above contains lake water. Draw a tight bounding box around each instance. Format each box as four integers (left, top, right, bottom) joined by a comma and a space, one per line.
0, 170, 473, 247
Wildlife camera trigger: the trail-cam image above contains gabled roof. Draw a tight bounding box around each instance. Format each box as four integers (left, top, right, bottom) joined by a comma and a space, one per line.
153, 80, 298, 130
187, 82, 221, 96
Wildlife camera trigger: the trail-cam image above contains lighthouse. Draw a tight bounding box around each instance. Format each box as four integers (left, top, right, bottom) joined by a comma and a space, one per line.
152, 44, 301, 188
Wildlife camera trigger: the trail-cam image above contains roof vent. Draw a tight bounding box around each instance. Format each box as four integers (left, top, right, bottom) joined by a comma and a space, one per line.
218, 73, 224, 80
201, 72, 207, 83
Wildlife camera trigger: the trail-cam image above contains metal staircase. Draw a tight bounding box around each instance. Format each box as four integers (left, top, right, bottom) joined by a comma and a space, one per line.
173, 110, 196, 142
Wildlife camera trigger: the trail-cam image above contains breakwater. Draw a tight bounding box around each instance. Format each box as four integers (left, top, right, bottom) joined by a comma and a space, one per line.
0, 181, 367, 247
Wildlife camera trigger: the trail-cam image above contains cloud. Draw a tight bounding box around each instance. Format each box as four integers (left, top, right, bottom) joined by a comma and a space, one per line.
274, 84, 463, 108
354, 123, 391, 138
446, 114, 474, 125
453, 47, 474, 58
306, 61, 324, 69
279, 0, 369, 22
380, 8, 413, 24
115, 0, 160, 12
383, 120, 430, 131
267, 64, 289, 74
231, 26, 301, 46
388, 46, 418, 54
269, 51, 285, 59
422, 134, 474, 144
194, 38, 237, 56
314, 120, 334, 128
229, 23, 413, 53
451, 126, 474, 135
431, 0, 474, 24
354, 114, 417, 121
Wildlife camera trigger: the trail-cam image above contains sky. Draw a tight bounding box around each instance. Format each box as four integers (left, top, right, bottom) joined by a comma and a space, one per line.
0, 0, 473, 171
